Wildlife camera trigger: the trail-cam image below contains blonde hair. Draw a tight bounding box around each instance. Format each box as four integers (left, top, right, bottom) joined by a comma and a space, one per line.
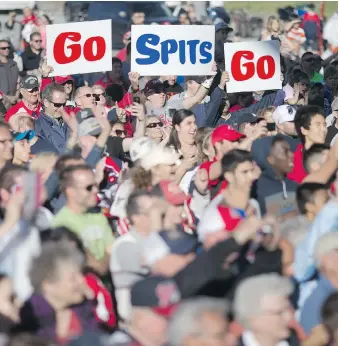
266, 15, 281, 34
30, 152, 58, 172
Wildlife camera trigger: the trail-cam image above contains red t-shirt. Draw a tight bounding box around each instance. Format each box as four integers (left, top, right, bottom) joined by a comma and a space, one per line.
5, 101, 42, 122
57, 311, 82, 345
287, 143, 307, 183
116, 48, 127, 62
217, 204, 244, 231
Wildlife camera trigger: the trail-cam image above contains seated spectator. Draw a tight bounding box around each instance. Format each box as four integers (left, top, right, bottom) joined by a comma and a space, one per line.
5, 75, 42, 122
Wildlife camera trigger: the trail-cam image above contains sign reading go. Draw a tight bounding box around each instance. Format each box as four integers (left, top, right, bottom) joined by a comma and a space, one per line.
46, 20, 112, 77
224, 40, 281, 93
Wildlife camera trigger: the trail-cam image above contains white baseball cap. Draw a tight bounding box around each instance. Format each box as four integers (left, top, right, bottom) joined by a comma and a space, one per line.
129, 137, 156, 162
140, 146, 179, 171
272, 105, 297, 124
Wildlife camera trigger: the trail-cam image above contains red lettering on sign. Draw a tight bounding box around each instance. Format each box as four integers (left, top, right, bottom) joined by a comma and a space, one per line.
231, 50, 276, 81
83, 36, 106, 62
257, 55, 275, 80
54, 32, 81, 64
231, 51, 255, 81
53, 32, 106, 64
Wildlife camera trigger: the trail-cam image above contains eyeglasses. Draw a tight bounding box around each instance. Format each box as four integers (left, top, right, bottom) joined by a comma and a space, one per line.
27, 87, 39, 93
115, 130, 127, 137
0, 47, 10, 50
146, 122, 163, 128
50, 101, 66, 108
33, 40, 42, 43
80, 94, 94, 98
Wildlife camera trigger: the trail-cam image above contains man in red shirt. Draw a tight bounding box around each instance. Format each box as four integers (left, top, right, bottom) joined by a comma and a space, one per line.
288, 106, 327, 183
198, 149, 259, 250
5, 75, 42, 123
200, 124, 245, 198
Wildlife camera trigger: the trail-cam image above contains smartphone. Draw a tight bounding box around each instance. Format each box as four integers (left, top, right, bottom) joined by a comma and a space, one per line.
133, 96, 140, 104
267, 123, 276, 131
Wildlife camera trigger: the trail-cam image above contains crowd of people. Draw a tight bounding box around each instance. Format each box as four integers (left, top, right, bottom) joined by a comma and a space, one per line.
0, 2, 337, 346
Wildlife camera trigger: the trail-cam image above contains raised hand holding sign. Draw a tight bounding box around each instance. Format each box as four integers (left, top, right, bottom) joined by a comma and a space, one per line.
46, 20, 112, 76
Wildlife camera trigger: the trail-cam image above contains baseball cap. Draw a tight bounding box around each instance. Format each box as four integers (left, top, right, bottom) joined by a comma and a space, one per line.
215, 22, 233, 33
20, 75, 39, 90
153, 180, 189, 205
131, 277, 181, 317
211, 124, 245, 146
272, 105, 297, 124
54, 75, 73, 85
14, 130, 35, 142
142, 230, 199, 268
144, 79, 165, 98
140, 146, 179, 170
76, 108, 101, 137
129, 136, 157, 162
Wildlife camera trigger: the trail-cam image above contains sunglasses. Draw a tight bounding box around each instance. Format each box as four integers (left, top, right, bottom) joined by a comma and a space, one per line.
81, 94, 94, 98
93, 93, 105, 98
146, 122, 163, 128
84, 184, 97, 192
0, 46, 10, 50
63, 80, 73, 86
115, 130, 127, 137
27, 87, 39, 93
50, 101, 66, 108
33, 40, 42, 43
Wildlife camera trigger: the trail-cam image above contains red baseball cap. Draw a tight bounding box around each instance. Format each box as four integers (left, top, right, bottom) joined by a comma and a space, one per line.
158, 181, 189, 205
54, 75, 73, 85
211, 125, 245, 146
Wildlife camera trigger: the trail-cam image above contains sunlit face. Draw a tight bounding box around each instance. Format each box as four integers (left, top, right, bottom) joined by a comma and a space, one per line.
152, 163, 177, 184
148, 92, 166, 108
302, 114, 327, 146
63, 80, 73, 96
92, 86, 106, 106
225, 161, 256, 191
21, 87, 39, 105
30, 34, 42, 51
271, 19, 280, 32
175, 115, 197, 145
132, 12, 145, 25
13, 139, 30, 164
0, 127, 13, 162
44, 260, 85, 308
76, 87, 95, 108
0, 41, 10, 58
44, 90, 67, 118
146, 116, 163, 143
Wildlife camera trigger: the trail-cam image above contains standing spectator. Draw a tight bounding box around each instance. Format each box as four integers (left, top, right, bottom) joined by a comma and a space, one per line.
215, 22, 233, 43
37, 14, 52, 50
21, 32, 44, 73
301, 52, 324, 83
2, 12, 22, 51
261, 16, 282, 41
286, 14, 306, 58
131, 10, 145, 25
0, 38, 19, 103
302, 4, 321, 53
234, 274, 297, 346
34, 83, 70, 154
5, 75, 42, 123
52, 164, 115, 262
116, 31, 131, 63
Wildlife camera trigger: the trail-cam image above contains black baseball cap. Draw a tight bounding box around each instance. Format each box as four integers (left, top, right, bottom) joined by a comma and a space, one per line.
144, 79, 165, 98
20, 75, 39, 90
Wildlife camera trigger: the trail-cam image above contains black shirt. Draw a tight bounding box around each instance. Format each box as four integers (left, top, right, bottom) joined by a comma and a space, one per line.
106, 136, 125, 160
325, 125, 338, 145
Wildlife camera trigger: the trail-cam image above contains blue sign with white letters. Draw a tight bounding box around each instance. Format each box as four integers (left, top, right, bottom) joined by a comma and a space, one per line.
131, 25, 215, 76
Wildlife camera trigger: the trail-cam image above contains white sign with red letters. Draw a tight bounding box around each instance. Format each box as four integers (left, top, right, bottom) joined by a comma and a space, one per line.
131, 25, 215, 76
224, 40, 281, 93
46, 20, 112, 77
